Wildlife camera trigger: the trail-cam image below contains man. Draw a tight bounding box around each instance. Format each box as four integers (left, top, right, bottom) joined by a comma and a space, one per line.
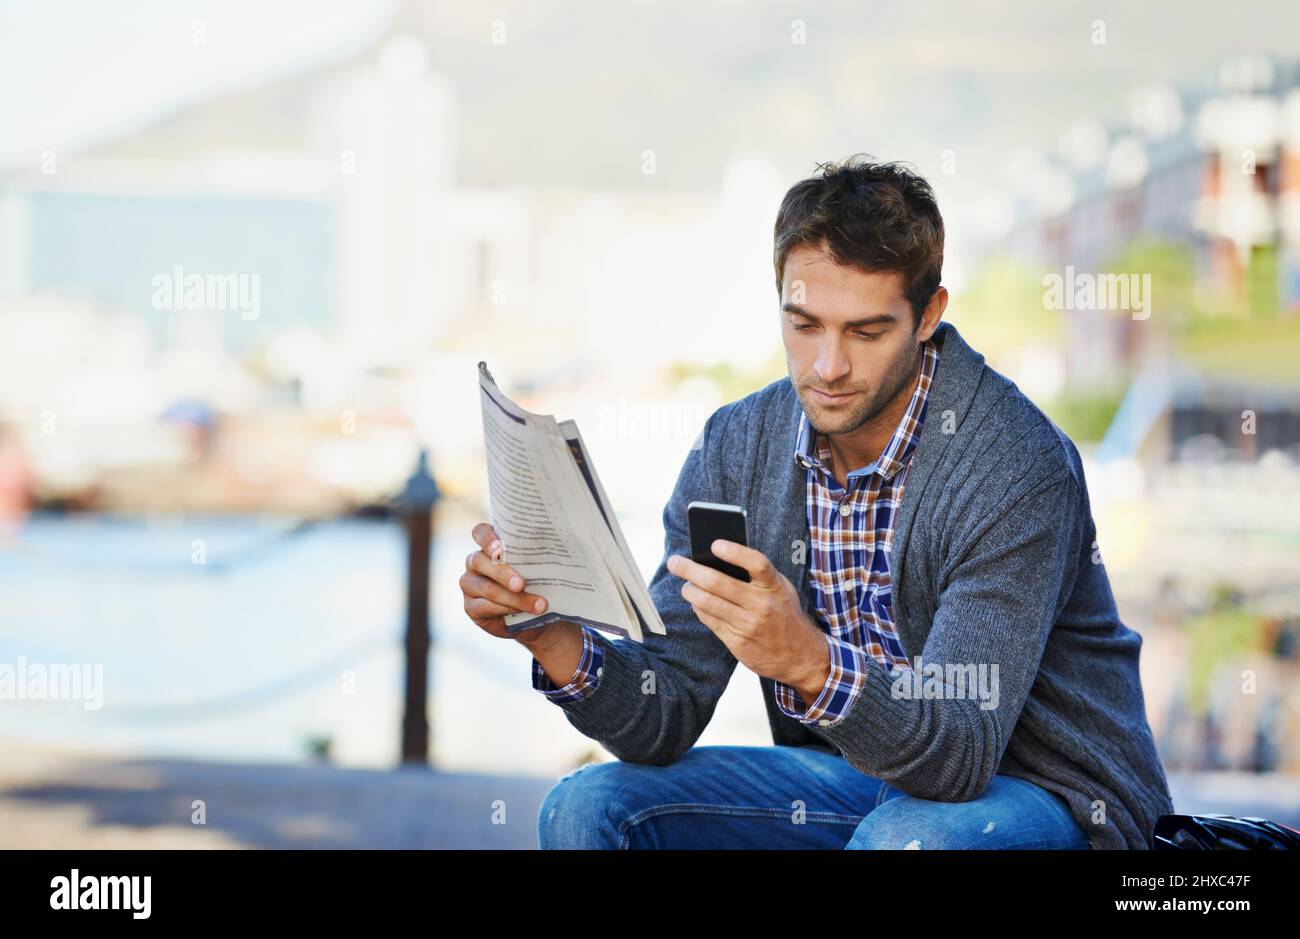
460, 155, 1174, 850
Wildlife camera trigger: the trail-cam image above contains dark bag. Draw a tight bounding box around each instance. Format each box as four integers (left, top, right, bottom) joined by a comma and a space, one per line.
1153, 814, 1300, 850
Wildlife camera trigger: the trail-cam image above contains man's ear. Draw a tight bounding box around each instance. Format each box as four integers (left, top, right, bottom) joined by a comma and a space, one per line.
917, 286, 948, 342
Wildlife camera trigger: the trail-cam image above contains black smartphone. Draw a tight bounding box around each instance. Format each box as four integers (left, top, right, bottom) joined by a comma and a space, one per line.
687, 501, 751, 582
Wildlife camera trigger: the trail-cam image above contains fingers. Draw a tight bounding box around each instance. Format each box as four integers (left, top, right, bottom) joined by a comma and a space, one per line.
465, 544, 523, 592
464, 522, 550, 624
710, 540, 774, 583
666, 552, 748, 604
464, 595, 525, 623
470, 522, 505, 561
471, 521, 497, 550
460, 569, 547, 616
681, 578, 751, 631
693, 606, 729, 642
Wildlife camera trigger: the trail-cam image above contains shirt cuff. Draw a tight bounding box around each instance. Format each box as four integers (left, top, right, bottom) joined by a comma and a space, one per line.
773, 632, 870, 726
531, 625, 605, 703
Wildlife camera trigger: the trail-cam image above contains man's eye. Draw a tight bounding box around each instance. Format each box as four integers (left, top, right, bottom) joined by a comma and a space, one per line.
791, 323, 814, 332
855, 332, 883, 340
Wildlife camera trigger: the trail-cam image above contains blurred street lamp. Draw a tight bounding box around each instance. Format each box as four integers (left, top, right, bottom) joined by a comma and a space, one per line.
393, 448, 441, 766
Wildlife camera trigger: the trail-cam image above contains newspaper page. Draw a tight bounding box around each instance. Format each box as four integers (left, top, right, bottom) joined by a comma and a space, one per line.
478, 361, 663, 640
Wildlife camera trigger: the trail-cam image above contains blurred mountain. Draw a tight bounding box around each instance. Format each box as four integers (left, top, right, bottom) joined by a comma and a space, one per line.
80, 0, 1300, 192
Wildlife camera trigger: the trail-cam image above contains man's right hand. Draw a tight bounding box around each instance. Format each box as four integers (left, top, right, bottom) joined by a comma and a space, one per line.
461, 522, 555, 647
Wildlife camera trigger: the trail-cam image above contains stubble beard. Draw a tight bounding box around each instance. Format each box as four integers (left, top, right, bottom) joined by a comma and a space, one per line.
794, 340, 921, 438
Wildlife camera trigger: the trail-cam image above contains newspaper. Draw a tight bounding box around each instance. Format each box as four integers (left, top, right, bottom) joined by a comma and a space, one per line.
477, 361, 666, 642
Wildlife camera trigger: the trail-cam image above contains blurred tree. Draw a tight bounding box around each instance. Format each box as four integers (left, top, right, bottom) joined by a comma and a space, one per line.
1246, 243, 1280, 321
948, 255, 1063, 358
1103, 236, 1197, 326
1041, 388, 1125, 443
1142, 235, 1300, 385
955, 255, 1124, 440
1181, 583, 1267, 718
666, 345, 786, 404
304, 733, 334, 764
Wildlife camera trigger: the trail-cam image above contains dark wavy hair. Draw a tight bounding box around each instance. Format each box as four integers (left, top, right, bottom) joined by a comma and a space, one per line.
773, 155, 944, 331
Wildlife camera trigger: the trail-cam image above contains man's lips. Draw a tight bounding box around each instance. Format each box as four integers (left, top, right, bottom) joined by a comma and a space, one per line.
809, 387, 857, 404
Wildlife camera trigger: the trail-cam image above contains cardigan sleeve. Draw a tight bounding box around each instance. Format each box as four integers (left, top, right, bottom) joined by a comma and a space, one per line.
809, 469, 1084, 802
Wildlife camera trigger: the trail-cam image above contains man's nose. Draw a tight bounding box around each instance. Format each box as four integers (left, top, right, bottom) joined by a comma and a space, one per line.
814, 336, 851, 385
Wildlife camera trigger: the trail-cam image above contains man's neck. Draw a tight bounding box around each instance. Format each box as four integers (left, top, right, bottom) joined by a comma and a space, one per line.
822, 350, 923, 487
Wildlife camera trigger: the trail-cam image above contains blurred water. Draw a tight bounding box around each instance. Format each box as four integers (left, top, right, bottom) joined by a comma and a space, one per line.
0, 512, 602, 775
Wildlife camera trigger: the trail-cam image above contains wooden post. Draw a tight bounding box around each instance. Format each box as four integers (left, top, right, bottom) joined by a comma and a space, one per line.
396, 449, 440, 766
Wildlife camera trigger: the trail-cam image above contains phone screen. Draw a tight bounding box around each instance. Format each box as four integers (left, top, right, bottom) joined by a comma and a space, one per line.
687, 501, 751, 582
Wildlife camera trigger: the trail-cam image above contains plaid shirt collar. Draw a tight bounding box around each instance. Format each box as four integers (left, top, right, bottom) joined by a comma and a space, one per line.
793, 340, 940, 484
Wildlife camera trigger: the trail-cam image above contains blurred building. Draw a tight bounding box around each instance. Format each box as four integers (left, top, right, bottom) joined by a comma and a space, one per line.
0, 12, 801, 512
0, 27, 783, 371
978, 54, 1300, 465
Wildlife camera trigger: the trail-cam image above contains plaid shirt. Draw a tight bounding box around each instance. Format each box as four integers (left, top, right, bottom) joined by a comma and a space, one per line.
532, 341, 938, 715
531, 625, 605, 702
774, 339, 938, 726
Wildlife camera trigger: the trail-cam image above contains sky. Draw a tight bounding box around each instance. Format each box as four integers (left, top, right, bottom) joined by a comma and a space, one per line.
3, 0, 1297, 316
2, 0, 1298, 199
0, 0, 395, 170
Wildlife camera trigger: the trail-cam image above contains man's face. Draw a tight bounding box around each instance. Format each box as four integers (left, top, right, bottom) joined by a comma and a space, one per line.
780, 244, 926, 436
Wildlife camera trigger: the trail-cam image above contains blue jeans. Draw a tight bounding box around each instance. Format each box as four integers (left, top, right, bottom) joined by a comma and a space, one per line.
537, 745, 1090, 849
